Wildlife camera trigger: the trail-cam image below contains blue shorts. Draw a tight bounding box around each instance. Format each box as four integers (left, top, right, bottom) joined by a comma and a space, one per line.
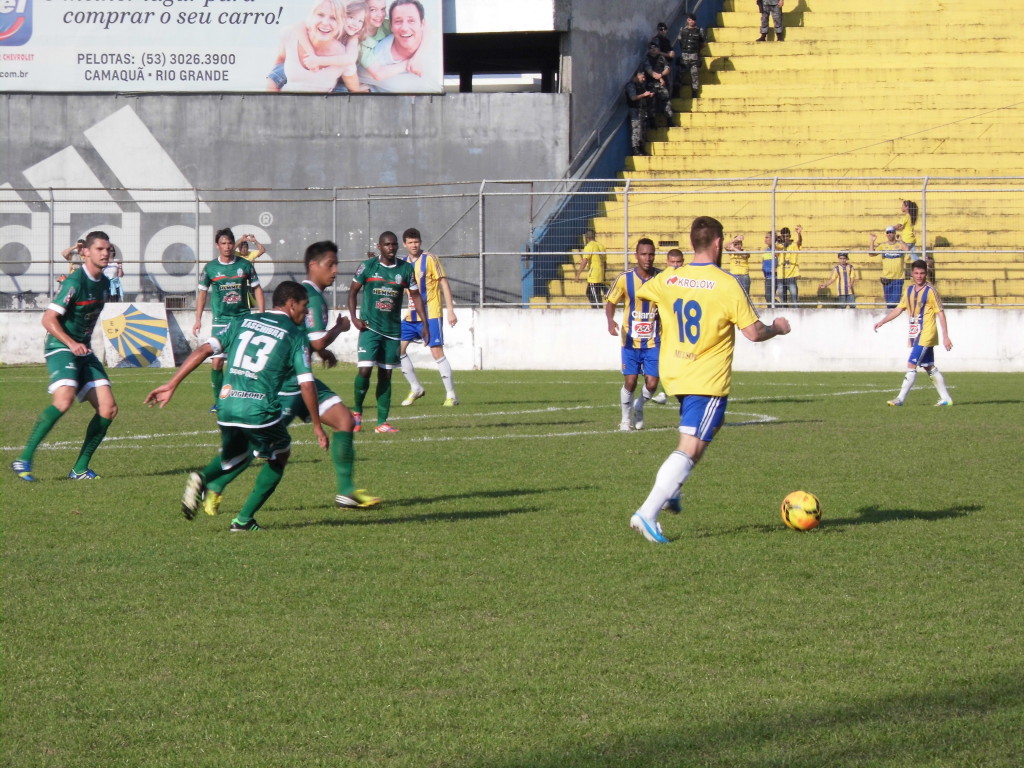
678, 394, 728, 442
621, 346, 659, 377
908, 345, 935, 368
401, 317, 444, 347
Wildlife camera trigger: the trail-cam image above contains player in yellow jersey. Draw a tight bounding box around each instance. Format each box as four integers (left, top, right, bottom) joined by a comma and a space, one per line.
576, 229, 608, 308
397, 228, 460, 407
873, 259, 953, 407
627, 216, 791, 543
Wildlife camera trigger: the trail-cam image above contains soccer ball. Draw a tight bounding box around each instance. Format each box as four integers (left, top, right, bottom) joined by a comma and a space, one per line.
781, 491, 822, 531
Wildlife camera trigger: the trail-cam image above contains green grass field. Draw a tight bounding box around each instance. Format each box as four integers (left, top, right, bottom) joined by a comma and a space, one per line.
2, 365, 1023, 767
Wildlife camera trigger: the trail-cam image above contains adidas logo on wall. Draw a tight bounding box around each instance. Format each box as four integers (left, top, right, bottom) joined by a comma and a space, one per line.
0, 105, 271, 298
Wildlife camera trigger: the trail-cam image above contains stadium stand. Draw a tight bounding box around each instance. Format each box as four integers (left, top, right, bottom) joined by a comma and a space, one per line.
548, 0, 1024, 306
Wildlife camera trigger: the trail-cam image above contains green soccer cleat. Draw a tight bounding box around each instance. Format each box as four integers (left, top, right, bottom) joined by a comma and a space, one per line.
11, 460, 35, 482
336, 489, 383, 509
230, 518, 262, 532
203, 490, 223, 516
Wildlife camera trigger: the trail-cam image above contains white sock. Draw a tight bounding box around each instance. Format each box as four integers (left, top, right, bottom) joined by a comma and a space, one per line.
620, 387, 633, 422
400, 355, 422, 392
633, 386, 655, 418
928, 368, 951, 401
636, 451, 694, 522
435, 355, 456, 398
897, 370, 917, 402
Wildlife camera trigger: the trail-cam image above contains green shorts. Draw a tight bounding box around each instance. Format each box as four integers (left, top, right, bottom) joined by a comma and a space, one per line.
357, 330, 401, 369
45, 347, 110, 401
218, 421, 292, 467
280, 379, 343, 426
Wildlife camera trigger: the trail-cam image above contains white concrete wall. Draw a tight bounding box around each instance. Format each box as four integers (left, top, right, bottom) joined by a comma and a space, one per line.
2, 308, 1022, 372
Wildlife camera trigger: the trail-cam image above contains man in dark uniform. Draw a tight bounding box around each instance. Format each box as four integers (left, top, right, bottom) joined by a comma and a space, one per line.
677, 14, 707, 98
650, 22, 676, 95
625, 69, 654, 155
643, 42, 673, 123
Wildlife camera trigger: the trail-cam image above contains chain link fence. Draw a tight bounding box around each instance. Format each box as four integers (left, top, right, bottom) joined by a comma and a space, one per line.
2, 177, 1022, 310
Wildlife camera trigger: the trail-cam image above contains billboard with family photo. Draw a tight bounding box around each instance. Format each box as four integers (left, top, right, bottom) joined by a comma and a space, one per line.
0, 0, 443, 94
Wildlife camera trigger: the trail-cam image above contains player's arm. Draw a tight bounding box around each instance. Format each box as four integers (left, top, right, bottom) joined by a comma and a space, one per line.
873, 305, 905, 331
41, 309, 89, 357
819, 268, 837, 290
868, 233, 879, 256
794, 225, 803, 248
250, 236, 266, 259
409, 287, 429, 340
439, 275, 458, 326
145, 341, 216, 407
604, 296, 620, 336
347, 280, 367, 331
252, 284, 265, 313
741, 317, 791, 342
936, 307, 952, 351
192, 287, 208, 336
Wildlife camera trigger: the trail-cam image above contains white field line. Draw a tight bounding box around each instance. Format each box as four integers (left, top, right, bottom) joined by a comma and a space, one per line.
1, 385, 945, 452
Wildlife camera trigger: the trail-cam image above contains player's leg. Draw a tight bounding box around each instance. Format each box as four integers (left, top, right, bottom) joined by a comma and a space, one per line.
920, 349, 952, 405
231, 424, 292, 531
12, 351, 79, 480
632, 352, 660, 430
373, 337, 401, 431
425, 319, 457, 405
182, 426, 252, 519
398, 325, 426, 405
208, 323, 227, 411
630, 395, 725, 543
319, 398, 382, 508
71, 366, 117, 478
890, 348, 922, 405
353, 330, 380, 430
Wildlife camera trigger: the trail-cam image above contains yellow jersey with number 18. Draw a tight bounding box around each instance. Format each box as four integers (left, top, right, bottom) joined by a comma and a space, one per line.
637, 263, 759, 397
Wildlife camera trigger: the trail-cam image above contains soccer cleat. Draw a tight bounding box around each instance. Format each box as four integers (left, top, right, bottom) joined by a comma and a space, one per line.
442, 397, 460, 407
935, 399, 953, 407
203, 490, 223, 516
662, 496, 681, 514
352, 412, 362, 433
887, 399, 903, 407
68, 469, 100, 480
209, 403, 218, 413
374, 423, 399, 433
632, 401, 645, 431
11, 460, 35, 482
181, 471, 206, 521
230, 518, 262, 532
630, 513, 670, 544
618, 420, 633, 432
401, 388, 425, 406
652, 391, 668, 405
336, 489, 382, 509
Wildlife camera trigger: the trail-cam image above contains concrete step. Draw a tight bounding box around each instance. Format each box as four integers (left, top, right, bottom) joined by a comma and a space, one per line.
681, 93, 1021, 112
708, 25, 1022, 42
704, 67, 1024, 84
704, 38, 1024, 57
720, 0, 1013, 10
702, 52, 1024, 72
717, 10, 999, 27
662, 110, 1018, 129
624, 154, 1024, 172
647, 137, 1023, 156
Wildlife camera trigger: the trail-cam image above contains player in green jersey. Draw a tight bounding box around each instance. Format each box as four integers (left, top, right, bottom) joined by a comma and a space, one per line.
11, 231, 118, 482
347, 231, 428, 433
193, 228, 265, 413
146, 281, 328, 531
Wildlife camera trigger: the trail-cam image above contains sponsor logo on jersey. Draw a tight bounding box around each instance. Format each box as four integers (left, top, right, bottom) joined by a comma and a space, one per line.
665, 275, 716, 289
219, 385, 232, 399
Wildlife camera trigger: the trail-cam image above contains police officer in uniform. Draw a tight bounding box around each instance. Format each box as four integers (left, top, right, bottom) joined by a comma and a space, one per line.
643, 42, 673, 123
677, 14, 707, 98
757, 0, 785, 41
625, 69, 654, 155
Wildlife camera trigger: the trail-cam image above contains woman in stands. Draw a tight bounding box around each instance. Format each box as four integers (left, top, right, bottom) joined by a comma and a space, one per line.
894, 200, 919, 253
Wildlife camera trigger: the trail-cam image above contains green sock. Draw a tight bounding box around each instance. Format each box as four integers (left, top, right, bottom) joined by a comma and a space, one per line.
72, 415, 113, 474
211, 367, 224, 402
235, 462, 284, 524
376, 376, 392, 424
20, 405, 64, 463
354, 373, 370, 412
332, 430, 355, 496
205, 454, 252, 494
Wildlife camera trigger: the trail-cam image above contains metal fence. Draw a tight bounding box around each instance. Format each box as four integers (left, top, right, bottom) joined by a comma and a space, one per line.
2, 177, 1022, 310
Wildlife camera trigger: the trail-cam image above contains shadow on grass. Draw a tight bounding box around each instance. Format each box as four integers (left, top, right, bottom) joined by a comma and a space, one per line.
473, 671, 1024, 768
276, 505, 538, 529
951, 399, 1023, 407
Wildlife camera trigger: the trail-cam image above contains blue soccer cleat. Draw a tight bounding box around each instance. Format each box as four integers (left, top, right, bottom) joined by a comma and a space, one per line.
11, 460, 35, 482
630, 513, 669, 544
68, 468, 100, 480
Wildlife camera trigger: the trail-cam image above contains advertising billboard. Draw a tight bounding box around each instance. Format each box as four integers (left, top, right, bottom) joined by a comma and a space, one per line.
0, 0, 443, 94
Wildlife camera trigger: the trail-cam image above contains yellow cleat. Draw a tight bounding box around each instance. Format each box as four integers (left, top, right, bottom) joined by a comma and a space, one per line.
336, 489, 382, 509
203, 490, 222, 516
442, 397, 460, 407
401, 388, 425, 406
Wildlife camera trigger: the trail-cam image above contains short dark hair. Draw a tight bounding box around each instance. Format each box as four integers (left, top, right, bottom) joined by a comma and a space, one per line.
687, 13, 697, 22
273, 280, 308, 307
780, 226, 791, 236
304, 240, 338, 270
690, 216, 724, 252
215, 228, 235, 244
657, 22, 667, 29
402, 227, 422, 242
84, 231, 110, 247
636, 237, 655, 250
838, 251, 849, 258
378, 230, 398, 245
390, 0, 424, 21
910, 259, 928, 272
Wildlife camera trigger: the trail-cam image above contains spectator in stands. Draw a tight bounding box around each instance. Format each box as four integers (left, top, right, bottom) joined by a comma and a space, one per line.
102, 246, 124, 302
235, 234, 267, 263
761, 231, 778, 303
359, 0, 390, 68
576, 229, 608, 308
819, 251, 856, 307
643, 42, 673, 123
870, 226, 909, 308
757, 0, 785, 42
666, 249, 684, 268
894, 200, 919, 253
677, 14, 707, 99
61, 239, 85, 275
778, 225, 802, 306
724, 233, 751, 295
651, 22, 676, 95
361, 0, 440, 93
625, 69, 654, 155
